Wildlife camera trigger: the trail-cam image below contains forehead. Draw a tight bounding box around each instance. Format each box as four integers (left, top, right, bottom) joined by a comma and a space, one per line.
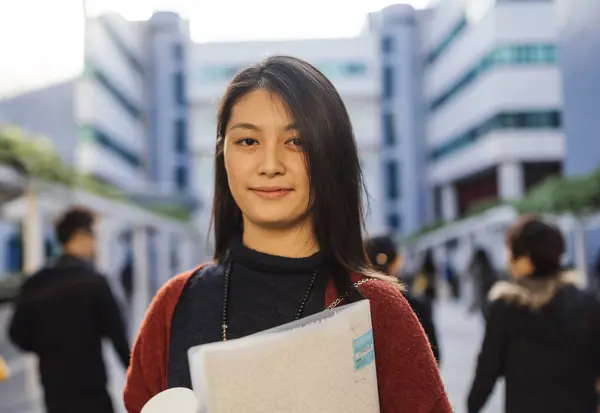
229, 89, 293, 127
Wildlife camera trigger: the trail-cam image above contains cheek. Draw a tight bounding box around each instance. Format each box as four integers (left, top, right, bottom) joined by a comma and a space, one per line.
224, 151, 246, 192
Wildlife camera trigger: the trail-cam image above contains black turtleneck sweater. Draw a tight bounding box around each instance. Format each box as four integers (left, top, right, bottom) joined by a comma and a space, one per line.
167, 238, 330, 389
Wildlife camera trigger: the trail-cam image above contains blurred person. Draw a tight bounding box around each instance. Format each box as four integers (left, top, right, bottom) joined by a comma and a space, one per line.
413, 250, 439, 302
468, 248, 498, 320
467, 216, 600, 413
365, 235, 442, 365
8, 207, 130, 413
124, 56, 452, 413
444, 262, 460, 300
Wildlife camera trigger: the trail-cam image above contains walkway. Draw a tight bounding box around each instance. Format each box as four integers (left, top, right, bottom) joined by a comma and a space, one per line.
437, 300, 504, 413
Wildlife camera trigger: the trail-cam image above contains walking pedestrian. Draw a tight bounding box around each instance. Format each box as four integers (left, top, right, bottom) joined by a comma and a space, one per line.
8, 206, 130, 413
365, 235, 442, 365
123, 56, 452, 413
467, 216, 600, 413
468, 249, 498, 320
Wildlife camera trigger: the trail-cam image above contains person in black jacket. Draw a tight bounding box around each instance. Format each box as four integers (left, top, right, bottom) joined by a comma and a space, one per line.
8, 207, 130, 413
467, 216, 600, 413
365, 235, 441, 365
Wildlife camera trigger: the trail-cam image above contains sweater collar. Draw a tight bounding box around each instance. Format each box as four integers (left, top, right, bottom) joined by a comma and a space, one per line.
228, 235, 325, 274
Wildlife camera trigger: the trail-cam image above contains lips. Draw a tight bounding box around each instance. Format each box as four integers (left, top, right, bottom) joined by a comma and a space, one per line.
251, 187, 293, 200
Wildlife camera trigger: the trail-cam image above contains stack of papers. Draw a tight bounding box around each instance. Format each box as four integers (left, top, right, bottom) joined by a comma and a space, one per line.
142, 300, 379, 413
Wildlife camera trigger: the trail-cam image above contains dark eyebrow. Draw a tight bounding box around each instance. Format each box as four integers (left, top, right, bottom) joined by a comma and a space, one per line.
228, 122, 299, 132
228, 122, 261, 132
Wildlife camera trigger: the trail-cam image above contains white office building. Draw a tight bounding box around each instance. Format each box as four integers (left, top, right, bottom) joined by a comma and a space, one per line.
422, 0, 563, 222
188, 37, 387, 243
0, 12, 196, 274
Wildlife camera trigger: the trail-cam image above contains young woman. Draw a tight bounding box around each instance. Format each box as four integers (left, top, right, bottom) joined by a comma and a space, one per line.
364, 235, 441, 365
123, 56, 451, 413
467, 216, 600, 413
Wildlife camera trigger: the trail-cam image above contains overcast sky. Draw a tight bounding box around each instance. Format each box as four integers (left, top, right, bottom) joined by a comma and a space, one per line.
0, 0, 428, 97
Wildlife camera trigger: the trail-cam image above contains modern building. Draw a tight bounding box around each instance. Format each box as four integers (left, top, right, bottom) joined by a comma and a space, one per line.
557, 0, 600, 177
557, 0, 600, 270
188, 0, 564, 242
0, 12, 195, 274
420, 0, 563, 224
366, 4, 429, 237
188, 36, 387, 243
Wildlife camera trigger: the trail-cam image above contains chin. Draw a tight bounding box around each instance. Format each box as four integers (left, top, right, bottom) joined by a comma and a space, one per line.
246, 210, 311, 230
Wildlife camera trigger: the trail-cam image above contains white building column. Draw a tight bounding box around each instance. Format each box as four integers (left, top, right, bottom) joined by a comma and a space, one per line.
441, 184, 458, 221
573, 218, 589, 288
177, 236, 197, 273
498, 162, 525, 201
96, 217, 118, 275
155, 229, 172, 287
131, 226, 150, 338
21, 183, 44, 403
95, 217, 129, 305
22, 184, 45, 275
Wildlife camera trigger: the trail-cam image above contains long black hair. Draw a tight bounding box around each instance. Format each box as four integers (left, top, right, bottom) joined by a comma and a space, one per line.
212, 55, 383, 300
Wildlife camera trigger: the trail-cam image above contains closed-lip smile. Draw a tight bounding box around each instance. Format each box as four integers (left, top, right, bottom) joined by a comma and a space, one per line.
251, 186, 293, 199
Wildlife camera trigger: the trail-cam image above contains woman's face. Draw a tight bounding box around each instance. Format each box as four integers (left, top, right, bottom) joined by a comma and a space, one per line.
223, 89, 311, 230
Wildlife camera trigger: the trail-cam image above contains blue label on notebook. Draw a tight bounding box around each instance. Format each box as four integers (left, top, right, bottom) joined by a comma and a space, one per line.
353, 329, 375, 370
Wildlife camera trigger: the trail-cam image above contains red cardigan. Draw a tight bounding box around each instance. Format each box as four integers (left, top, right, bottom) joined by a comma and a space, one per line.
123, 266, 453, 413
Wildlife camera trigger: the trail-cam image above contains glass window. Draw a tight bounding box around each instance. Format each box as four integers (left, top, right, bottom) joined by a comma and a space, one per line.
382, 37, 394, 53
429, 110, 562, 161
426, 16, 467, 65
82, 126, 141, 167
175, 166, 188, 190
344, 62, 367, 76
386, 213, 401, 232
173, 44, 183, 60
429, 44, 557, 113
174, 72, 186, 105
385, 161, 400, 200
383, 113, 395, 146
175, 119, 187, 153
94, 68, 141, 119
383, 66, 394, 99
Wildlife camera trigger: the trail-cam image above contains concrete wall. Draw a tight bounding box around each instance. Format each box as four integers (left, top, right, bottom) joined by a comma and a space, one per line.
557, 0, 600, 176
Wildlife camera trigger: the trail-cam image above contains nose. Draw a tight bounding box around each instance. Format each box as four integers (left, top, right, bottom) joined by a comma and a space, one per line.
257, 141, 285, 177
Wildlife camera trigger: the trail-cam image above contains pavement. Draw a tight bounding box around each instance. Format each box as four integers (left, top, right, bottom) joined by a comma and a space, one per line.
436, 299, 504, 413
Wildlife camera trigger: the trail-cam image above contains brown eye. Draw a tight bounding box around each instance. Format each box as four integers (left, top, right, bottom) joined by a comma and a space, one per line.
287, 137, 304, 147
236, 138, 258, 146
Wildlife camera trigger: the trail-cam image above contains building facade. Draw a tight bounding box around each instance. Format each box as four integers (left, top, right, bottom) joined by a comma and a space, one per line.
188, 37, 386, 243
367, 4, 429, 237
421, 0, 563, 223
0, 12, 194, 274
187, 0, 564, 241
557, 0, 600, 271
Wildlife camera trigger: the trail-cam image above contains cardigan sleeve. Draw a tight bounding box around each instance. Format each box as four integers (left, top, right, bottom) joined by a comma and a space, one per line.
123, 272, 193, 413
361, 280, 452, 413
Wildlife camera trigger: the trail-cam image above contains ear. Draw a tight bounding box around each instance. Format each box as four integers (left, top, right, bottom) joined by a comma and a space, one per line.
513, 255, 534, 279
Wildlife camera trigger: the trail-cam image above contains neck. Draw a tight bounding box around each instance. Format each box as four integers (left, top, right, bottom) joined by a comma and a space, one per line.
242, 221, 319, 258
63, 248, 90, 262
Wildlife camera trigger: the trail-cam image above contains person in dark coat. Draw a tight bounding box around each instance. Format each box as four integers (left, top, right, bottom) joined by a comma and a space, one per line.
8, 207, 130, 413
468, 248, 499, 320
467, 216, 600, 413
365, 235, 442, 365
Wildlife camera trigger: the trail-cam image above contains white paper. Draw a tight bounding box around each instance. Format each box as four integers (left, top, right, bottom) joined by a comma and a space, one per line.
187, 300, 379, 413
